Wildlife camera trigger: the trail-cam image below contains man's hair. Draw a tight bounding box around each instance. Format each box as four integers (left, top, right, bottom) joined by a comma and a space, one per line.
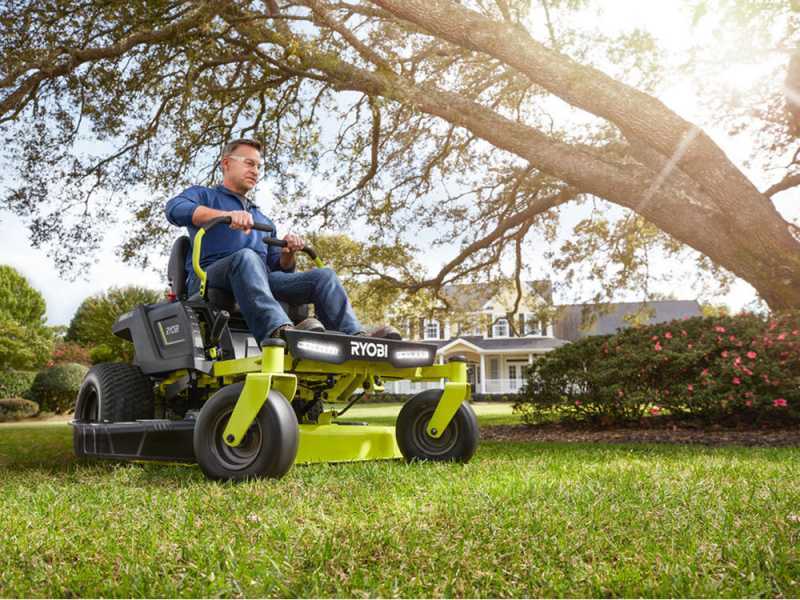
222, 138, 262, 157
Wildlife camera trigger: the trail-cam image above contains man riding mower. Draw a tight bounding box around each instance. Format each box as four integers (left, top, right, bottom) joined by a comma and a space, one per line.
71, 139, 479, 480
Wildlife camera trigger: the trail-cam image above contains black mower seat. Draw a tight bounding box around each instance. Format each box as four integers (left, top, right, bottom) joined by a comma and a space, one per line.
168, 236, 310, 324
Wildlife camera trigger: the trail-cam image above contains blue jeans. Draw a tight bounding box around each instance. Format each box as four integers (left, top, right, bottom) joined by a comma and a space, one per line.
188, 249, 363, 342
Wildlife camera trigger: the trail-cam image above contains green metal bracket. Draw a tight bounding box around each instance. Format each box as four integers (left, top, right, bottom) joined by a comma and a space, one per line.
221, 372, 297, 446
426, 382, 470, 438
221, 345, 297, 447
426, 360, 469, 438
366, 373, 384, 393
317, 410, 335, 425
324, 371, 360, 403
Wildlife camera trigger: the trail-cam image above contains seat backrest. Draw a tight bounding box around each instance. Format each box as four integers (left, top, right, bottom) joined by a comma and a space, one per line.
168, 236, 190, 300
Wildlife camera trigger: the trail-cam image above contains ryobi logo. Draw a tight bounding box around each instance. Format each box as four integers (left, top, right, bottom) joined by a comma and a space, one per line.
350, 340, 388, 358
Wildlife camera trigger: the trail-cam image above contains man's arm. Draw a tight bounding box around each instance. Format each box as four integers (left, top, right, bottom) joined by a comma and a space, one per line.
164, 187, 253, 232
192, 206, 253, 233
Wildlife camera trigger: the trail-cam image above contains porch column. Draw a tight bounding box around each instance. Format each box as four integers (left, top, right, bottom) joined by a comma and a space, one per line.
479, 353, 486, 394
528, 353, 533, 364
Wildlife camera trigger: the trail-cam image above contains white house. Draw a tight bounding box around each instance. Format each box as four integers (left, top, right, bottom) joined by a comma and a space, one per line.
385, 281, 569, 395
384, 283, 702, 396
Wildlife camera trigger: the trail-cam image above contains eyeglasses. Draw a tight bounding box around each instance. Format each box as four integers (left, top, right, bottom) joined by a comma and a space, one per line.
227, 155, 262, 170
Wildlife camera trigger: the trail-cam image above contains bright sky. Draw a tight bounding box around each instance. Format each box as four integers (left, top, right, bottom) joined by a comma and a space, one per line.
1, 0, 796, 325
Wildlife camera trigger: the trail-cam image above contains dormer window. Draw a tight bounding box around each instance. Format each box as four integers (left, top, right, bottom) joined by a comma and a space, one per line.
424, 319, 440, 340
492, 317, 509, 338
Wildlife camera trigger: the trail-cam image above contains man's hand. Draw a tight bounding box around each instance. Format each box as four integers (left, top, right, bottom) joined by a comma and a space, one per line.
282, 233, 304, 255
227, 210, 254, 234
279, 233, 303, 270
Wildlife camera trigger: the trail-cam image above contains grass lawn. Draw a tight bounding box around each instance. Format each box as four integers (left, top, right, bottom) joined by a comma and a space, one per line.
1, 404, 799, 597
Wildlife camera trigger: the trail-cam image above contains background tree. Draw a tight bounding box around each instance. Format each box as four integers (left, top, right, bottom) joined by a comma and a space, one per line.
299, 231, 441, 329
66, 286, 163, 362
0, 265, 52, 370
1, 0, 798, 315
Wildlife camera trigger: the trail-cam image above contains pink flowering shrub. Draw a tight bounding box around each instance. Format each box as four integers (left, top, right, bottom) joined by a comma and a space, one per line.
516, 311, 800, 424
50, 341, 92, 366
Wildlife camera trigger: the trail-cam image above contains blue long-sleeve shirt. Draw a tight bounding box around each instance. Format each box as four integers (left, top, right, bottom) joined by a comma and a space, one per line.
165, 185, 293, 285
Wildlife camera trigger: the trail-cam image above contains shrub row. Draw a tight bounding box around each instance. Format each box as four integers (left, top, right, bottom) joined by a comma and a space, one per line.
0, 397, 40, 421
0, 370, 36, 398
515, 312, 800, 425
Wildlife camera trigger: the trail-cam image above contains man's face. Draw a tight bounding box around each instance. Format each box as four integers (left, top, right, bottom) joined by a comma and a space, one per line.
221, 144, 262, 194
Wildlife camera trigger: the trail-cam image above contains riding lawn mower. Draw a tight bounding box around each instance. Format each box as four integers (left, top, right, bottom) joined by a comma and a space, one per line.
71, 217, 479, 480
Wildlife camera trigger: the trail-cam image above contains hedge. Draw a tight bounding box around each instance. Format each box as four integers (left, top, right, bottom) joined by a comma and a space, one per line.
515, 312, 800, 425
0, 397, 39, 421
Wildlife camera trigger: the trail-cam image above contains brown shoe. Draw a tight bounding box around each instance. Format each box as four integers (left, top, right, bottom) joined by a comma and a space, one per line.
295, 317, 325, 332
268, 323, 294, 341
359, 325, 402, 340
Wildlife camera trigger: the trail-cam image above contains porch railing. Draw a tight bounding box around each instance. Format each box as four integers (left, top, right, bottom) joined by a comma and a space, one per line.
382, 378, 524, 395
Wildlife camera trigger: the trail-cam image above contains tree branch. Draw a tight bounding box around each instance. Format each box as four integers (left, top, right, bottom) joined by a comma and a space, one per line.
407, 185, 579, 292
0, 3, 219, 121
764, 172, 800, 198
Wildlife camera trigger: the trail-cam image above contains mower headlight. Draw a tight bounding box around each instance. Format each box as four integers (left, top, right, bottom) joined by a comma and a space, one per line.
297, 340, 341, 356
394, 350, 430, 361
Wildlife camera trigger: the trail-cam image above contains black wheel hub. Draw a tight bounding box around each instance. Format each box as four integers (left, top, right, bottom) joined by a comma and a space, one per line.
210, 409, 264, 471
411, 408, 459, 456
79, 386, 99, 422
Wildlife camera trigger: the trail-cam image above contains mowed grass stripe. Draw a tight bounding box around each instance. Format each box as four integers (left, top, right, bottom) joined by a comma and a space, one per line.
0, 409, 798, 597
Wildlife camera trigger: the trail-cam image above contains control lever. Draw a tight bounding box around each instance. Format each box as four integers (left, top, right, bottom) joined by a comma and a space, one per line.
208, 310, 230, 348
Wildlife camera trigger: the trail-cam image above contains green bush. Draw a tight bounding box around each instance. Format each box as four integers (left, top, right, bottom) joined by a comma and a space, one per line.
67, 286, 163, 362
516, 312, 800, 425
89, 344, 116, 365
0, 397, 40, 421
0, 370, 37, 398
28, 363, 88, 414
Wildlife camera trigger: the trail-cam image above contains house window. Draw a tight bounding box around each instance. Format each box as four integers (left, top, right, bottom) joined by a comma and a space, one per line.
493, 318, 508, 338
489, 358, 499, 379
526, 317, 539, 336
424, 319, 440, 340
517, 315, 548, 336
509, 363, 527, 380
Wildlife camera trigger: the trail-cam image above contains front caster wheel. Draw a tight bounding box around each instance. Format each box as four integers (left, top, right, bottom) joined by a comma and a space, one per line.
193, 383, 299, 481
396, 389, 479, 463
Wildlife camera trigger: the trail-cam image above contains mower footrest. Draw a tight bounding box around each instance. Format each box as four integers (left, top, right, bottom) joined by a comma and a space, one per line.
72, 419, 197, 462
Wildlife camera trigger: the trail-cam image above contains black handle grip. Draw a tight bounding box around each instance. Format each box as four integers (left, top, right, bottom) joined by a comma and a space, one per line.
200, 216, 276, 235
263, 237, 318, 260
199, 217, 317, 261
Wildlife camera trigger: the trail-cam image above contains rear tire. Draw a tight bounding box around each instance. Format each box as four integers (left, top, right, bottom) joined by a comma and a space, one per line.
73, 363, 155, 457
193, 383, 299, 481
396, 389, 479, 463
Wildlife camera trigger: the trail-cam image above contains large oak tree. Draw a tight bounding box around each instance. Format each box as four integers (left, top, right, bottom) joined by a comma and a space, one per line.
1, 0, 798, 310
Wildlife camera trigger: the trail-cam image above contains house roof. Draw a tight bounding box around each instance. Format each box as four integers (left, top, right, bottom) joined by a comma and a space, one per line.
553, 300, 702, 342
441, 280, 553, 312
435, 335, 569, 353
